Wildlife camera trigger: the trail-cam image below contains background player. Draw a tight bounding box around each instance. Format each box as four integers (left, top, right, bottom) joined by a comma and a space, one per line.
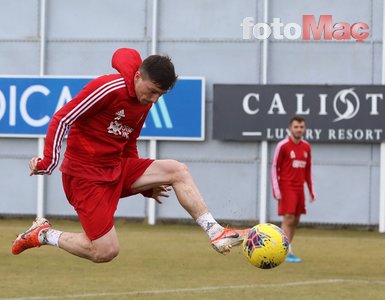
271, 116, 315, 263
12, 48, 249, 262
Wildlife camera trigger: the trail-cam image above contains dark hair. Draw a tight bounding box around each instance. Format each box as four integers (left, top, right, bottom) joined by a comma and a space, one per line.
139, 55, 178, 90
289, 115, 306, 125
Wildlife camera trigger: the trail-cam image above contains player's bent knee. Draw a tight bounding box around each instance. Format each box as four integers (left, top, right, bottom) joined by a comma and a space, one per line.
168, 160, 189, 180
91, 246, 120, 263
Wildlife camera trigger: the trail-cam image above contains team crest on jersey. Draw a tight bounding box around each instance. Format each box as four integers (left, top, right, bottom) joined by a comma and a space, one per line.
304, 151, 308, 159
290, 150, 296, 159
107, 109, 134, 139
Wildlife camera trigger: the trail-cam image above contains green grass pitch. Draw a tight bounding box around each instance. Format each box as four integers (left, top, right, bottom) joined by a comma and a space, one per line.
1, 219, 385, 299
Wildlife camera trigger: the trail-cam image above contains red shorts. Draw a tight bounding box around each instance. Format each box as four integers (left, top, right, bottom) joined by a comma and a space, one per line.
278, 189, 306, 216
62, 158, 153, 240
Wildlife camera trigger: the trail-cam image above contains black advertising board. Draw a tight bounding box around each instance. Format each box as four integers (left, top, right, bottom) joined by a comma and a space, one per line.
213, 84, 385, 143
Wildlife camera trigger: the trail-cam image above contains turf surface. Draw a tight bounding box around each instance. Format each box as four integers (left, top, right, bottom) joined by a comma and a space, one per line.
1, 219, 385, 299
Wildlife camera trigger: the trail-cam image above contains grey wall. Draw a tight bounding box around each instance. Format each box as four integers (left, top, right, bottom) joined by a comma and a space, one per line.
0, 0, 382, 225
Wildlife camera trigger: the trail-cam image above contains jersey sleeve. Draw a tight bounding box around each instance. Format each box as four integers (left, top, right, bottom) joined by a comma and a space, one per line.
271, 143, 283, 199
36, 76, 126, 174
305, 146, 315, 199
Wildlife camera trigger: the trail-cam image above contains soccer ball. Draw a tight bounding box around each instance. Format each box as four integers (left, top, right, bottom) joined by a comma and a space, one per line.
242, 223, 289, 269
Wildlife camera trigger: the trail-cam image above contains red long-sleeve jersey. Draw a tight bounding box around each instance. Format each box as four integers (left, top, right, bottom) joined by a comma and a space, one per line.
271, 137, 315, 200
36, 48, 151, 181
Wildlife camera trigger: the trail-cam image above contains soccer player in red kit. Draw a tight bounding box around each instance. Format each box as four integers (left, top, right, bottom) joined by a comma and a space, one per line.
271, 116, 315, 263
12, 48, 249, 262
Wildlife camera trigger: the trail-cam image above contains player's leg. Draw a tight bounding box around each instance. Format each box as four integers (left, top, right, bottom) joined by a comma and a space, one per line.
12, 173, 122, 262
282, 214, 300, 245
60, 174, 122, 262
58, 226, 119, 263
280, 189, 304, 262
12, 217, 119, 263
286, 189, 306, 245
131, 159, 206, 218
281, 214, 301, 262
60, 175, 122, 262
129, 159, 250, 254
281, 214, 299, 243
279, 189, 301, 242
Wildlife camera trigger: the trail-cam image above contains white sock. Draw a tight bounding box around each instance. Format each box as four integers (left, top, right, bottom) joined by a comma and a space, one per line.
38, 228, 63, 247
196, 212, 224, 240
288, 244, 294, 255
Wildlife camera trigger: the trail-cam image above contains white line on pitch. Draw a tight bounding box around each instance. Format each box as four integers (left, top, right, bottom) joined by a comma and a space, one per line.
2, 279, 385, 300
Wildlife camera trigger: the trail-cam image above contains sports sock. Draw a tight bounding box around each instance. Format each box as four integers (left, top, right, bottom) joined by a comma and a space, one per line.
196, 212, 224, 240
288, 244, 294, 255
38, 228, 63, 247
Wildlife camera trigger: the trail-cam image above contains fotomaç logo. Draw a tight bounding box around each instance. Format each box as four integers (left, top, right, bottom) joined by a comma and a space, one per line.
241, 15, 369, 42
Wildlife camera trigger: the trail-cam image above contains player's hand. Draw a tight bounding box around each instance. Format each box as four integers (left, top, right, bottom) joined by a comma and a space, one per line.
310, 196, 316, 203
151, 185, 172, 204
29, 157, 42, 176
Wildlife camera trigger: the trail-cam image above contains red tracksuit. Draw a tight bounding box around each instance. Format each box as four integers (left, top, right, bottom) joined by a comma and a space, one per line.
35, 48, 153, 239
271, 137, 315, 216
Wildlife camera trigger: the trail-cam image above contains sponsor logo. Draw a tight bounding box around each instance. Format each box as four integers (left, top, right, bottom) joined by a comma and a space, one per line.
214, 84, 385, 142
242, 88, 382, 121
292, 160, 306, 168
333, 88, 360, 122
107, 109, 134, 139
